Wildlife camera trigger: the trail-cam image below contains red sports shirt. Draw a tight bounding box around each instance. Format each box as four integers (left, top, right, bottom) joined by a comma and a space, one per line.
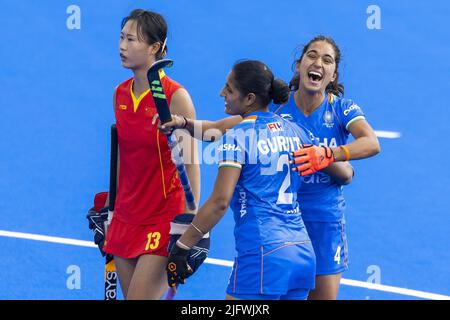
114, 72, 185, 225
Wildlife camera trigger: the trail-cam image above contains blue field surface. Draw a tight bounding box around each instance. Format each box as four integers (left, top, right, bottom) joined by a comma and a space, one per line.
0, 0, 449, 300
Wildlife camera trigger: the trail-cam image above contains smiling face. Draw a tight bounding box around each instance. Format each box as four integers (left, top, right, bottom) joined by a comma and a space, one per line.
296, 40, 337, 95
220, 71, 252, 116
119, 19, 160, 70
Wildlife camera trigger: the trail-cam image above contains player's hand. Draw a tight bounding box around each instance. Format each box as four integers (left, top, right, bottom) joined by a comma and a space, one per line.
151, 113, 187, 135
166, 214, 210, 288
86, 206, 109, 257
167, 243, 193, 288
291, 144, 335, 176
86, 192, 109, 256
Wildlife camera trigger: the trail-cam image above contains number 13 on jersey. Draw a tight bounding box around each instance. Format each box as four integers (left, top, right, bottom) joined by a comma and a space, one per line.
145, 232, 161, 251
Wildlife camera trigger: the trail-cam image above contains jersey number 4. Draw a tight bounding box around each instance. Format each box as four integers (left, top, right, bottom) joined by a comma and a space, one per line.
334, 245, 341, 265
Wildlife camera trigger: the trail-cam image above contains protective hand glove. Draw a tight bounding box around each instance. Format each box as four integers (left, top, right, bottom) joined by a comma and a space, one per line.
292, 144, 335, 176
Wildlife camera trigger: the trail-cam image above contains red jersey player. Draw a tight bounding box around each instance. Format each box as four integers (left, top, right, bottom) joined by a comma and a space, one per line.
103, 9, 200, 300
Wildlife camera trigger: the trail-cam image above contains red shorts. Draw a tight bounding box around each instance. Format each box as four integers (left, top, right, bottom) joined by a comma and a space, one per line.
103, 217, 171, 259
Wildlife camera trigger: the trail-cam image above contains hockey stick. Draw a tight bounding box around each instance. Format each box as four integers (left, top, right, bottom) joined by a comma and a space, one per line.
147, 59, 197, 299
104, 124, 118, 300
147, 59, 196, 211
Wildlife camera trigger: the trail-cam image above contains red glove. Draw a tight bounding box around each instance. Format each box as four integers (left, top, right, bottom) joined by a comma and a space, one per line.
292, 144, 335, 176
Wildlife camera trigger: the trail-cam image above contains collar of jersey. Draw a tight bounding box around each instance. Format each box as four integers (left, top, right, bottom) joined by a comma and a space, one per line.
130, 79, 150, 112
244, 111, 276, 119
295, 93, 330, 119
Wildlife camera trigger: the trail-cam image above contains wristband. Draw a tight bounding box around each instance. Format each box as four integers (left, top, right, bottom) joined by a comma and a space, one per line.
339, 145, 351, 161
191, 223, 205, 236
176, 239, 191, 250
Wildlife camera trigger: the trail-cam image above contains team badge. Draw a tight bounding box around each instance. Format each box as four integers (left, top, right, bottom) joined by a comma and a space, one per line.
323, 110, 334, 128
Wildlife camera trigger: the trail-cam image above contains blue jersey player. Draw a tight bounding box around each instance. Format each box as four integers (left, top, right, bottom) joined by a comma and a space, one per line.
160, 37, 380, 300
273, 36, 381, 299
165, 60, 335, 300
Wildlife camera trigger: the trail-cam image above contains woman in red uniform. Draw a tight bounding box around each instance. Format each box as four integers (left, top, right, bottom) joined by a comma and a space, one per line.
103, 9, 200, 300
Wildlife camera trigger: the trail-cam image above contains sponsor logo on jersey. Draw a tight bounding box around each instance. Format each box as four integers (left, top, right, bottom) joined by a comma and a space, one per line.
323, 110, 335, 128
238, 190, 247, 218
286, 205, 300, 215
119, 104, 127, 110
318, 137, 338, 148
218, 144, 242, 152
267, 122, 283, 132
302, 172, 331, 184
307, 131, 319, 145
279, 113, 294, 121
343, 104, 361, 116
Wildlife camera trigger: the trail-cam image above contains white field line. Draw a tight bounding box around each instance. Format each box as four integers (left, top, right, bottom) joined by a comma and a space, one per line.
0, 229, 448, 300
374, 130, 401, 139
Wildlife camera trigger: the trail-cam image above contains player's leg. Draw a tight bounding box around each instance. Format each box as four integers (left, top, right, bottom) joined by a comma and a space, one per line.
126, 254, 169, 300
114, 256, 138, 299
304, 219, 348, 300
126, 220, 172, 300
280, 287, 310, 300
308, 273, 342, 300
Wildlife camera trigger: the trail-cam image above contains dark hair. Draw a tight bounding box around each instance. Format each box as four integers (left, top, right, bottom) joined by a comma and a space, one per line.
121, 9, 168, 60
231, 60, 290, 106
289, 35, 344, 96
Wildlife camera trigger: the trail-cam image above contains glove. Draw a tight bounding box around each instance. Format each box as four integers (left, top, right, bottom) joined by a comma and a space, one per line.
167, 243, 193, 288
86, 192, 109, 257
166, 213, 210, 287
292, 144, 335, 176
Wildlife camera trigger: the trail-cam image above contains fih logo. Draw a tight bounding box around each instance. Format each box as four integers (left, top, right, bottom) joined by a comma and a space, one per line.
267, 122, 283, 132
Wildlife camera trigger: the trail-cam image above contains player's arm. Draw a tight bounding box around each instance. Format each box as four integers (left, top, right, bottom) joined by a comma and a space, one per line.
179, 166, 239, 246
331, 119, 381, 161
166, 166, 240, 283
170, 89, 201, 210
157, 114, 243, 142
322, 162, 354, 185
292, 120, 380, 176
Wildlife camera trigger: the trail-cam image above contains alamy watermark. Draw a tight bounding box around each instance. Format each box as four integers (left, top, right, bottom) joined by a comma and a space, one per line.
367, 5, 381, 30
66, 265, 81, 290
66, 5, 81, 30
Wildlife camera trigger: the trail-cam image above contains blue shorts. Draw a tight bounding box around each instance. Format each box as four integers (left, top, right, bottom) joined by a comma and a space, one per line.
304, 219, 348, 276
227, 287, 309, 300
226, 241, 316, 299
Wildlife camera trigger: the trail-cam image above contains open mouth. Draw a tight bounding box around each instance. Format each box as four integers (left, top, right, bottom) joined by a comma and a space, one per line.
308, 71, 323, 83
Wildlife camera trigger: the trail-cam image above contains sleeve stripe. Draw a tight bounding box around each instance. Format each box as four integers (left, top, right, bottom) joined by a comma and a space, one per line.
346, 116, 366, 130
218, 161, 242, 169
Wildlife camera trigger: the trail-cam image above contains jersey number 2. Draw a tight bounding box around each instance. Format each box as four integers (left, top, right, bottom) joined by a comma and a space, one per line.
277, 154, 293, 204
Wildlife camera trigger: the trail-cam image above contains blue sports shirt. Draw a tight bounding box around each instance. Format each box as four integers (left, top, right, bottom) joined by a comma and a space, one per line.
217, 111, 312, 253
271, 93, 366, 222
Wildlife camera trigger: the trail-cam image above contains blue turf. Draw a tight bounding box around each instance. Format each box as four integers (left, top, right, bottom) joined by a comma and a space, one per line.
0, 0, 449, 299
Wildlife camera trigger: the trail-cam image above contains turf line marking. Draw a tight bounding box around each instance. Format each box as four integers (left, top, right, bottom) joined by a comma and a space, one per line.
374, 130, 401, 139
1, 229, 448, 300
